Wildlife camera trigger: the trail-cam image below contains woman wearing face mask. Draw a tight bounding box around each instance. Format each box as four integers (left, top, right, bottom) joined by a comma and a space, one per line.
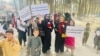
42, 14, 53, 54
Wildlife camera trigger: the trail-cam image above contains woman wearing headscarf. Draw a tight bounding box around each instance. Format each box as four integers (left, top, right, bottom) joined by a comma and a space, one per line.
42, 14, 53, 54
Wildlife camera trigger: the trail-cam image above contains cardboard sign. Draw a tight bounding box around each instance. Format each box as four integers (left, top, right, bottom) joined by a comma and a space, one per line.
17, 20, 26, 32
66, 26, 84, 37
31, 3, 49, 16
19, 6, 31, 21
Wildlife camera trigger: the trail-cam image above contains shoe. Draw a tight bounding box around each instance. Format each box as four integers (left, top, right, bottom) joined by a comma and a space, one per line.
24, 42, 26, 46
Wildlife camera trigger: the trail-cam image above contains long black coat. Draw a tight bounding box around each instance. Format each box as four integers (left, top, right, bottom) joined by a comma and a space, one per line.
42, 20, 53, 34
41, 19, 53, 53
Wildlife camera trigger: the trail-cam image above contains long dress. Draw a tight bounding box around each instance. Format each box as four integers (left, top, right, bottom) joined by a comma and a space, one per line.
42, 19, 53, 53
55, 22, 66, 53
65, 36, 75, 49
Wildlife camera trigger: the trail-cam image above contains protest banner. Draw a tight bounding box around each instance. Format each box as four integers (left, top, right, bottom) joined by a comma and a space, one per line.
31, 3, 49, 16
19, 6, 31, 21
66, 26, 84, 37
17, 20, 26, 32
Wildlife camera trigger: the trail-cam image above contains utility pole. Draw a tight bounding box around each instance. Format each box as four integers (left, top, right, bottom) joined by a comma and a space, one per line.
13, 0, 18, 15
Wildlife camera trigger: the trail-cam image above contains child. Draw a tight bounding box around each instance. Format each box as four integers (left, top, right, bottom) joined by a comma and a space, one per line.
82, 23, 90, 46
65, 20, 75, 56
0, 29, 21, 56
27, 28, 42, 56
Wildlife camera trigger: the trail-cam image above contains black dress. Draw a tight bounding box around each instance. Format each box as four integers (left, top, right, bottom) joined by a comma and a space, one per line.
42, 19, 53, 53
54, 22, 66, 53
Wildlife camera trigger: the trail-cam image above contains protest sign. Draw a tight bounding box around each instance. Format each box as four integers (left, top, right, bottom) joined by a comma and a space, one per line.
17, 20, 26, 32
19, 6, 31, 21
66, 26, 84, 37
31, 3, 49, 16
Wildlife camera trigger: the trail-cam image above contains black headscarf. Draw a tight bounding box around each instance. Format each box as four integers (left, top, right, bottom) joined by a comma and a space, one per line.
44, 14, 50, 21
65, 12, 72, 21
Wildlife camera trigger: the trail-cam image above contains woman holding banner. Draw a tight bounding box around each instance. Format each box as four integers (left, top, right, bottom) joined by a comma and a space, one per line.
65, 20, 75, 56
42, 14, 53, 54
17, 18, 27, 46
55, 15, 66, 55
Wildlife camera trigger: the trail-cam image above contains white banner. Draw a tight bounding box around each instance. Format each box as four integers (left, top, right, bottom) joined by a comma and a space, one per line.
31, 3, 49, 16
19, 6, 31, 21
66, 26, 84, 37
17, 20, 26, 32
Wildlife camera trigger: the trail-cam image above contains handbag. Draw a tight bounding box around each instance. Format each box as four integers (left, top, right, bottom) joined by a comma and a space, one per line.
39, 30, 45, 36
61, 33, 66, 38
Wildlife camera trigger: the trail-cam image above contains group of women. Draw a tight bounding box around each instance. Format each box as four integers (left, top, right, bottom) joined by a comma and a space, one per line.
16, 12, 75, 56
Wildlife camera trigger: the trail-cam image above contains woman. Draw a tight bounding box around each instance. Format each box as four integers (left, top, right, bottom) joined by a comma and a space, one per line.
55, 15, 66, 55
82, 23, 90, 46
42, 14, 53, 54
35, 16, 44, 36
65, 20, 75, 56
17, 18, 27, 46
27, 18, 37, 37
35, 17, 45, 46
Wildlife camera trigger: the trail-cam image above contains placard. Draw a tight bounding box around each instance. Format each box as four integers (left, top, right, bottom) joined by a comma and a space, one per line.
66, 26, 84, 37
31, 3, 49, 16
19, 6, 31, 21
